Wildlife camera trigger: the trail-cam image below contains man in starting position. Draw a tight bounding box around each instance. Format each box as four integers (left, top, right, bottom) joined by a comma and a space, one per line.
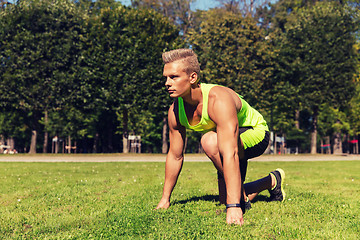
156, 49, 286, 225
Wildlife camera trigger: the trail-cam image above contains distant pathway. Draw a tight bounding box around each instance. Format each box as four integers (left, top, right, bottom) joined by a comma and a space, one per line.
0, 153, 359, 162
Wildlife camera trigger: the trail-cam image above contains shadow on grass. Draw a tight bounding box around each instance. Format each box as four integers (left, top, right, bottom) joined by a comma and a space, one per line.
251, 195, 269, 203
173, 194, 219, 206
172, 194, 270, 206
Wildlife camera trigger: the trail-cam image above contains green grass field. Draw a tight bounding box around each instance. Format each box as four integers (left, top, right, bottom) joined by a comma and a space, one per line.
0, 159, 359, 239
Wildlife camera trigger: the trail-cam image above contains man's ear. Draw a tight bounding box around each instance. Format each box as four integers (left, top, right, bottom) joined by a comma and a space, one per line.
189, 72, 198, 84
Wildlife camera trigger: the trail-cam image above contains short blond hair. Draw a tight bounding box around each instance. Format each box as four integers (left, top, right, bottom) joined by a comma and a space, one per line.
162, 49, 200, 75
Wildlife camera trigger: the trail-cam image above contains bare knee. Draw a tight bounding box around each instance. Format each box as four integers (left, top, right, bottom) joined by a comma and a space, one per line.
201, 131, 218, 157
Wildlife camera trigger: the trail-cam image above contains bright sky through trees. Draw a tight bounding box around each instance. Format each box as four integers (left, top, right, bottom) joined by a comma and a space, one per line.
118, 0, 278, 10
5, 0, 278, 11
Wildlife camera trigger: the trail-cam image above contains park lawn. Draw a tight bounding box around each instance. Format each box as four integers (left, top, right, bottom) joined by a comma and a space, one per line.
0, 160, 359, 239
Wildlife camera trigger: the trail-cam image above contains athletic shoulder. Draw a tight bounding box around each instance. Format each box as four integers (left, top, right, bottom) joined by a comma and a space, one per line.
208, 85, 230, 98
208, 86, 241, 110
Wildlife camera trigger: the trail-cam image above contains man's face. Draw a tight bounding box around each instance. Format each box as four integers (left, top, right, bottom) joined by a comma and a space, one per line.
163, 60, 195, 98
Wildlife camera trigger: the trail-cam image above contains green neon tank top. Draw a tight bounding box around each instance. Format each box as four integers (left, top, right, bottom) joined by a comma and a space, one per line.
178, 84, 217, 132
178, 83, 268, 133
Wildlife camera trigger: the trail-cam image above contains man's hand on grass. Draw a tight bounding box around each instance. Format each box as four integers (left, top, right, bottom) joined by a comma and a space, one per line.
226, 208, 244, 226
155, 198, 170, 210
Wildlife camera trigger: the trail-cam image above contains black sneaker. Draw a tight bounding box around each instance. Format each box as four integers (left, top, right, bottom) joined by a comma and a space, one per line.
245, 197, 252, 211
240, 197, 252, 213
268, 168, 286, 202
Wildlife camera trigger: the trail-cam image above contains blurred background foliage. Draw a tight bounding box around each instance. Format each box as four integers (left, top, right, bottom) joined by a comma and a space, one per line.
0, 0, 360, 154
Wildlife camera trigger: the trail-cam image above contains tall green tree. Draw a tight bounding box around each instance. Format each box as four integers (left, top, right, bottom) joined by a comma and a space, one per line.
256, 0, 358, 30
188, 9, 276, 114
318, 103, 351, 153
131, 0, 194, 36
81, 5, 180, 153
0, 109, 29, 152
347, 82, 360, 136
217, 0, 271, 16
0, 0, 86, 153
280, 1, 358, 153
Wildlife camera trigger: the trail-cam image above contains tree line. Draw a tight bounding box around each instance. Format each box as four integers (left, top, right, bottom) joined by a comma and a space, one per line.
0, 0, 359, 154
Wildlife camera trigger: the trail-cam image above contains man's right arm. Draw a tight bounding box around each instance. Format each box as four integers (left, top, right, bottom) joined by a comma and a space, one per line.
156, 103, 186, 209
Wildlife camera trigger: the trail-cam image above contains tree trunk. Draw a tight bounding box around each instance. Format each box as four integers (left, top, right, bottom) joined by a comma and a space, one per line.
68, 136, 71, 154
333, 132, 342, 154
295, 110, 300, 129
184, 136, 188, 153
29, 130, 37, 154
162, 117, 168, 154
93, 133, 99, 153
52, 136, 59, 154
0, 135, 4, 153
353, 138, 356, 154
107, 122, 113, 153
122, 108, 129, 153
325, 136, 331, 154
8, 137, 15, 149
274, 132, 277, 154
123, 135, 129, 153
43, 131, 48, 153
333, 126, 342, 154
320, 138, 324, 154
43, 111, 49, 153
310, 111, 318, 154
56, 137, 59, 154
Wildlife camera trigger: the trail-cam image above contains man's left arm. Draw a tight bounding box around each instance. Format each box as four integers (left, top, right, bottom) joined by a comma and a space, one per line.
208, 90, 244, 225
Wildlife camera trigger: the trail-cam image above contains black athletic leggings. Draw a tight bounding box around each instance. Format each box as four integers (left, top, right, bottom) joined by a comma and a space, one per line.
218, 128, 270, 181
